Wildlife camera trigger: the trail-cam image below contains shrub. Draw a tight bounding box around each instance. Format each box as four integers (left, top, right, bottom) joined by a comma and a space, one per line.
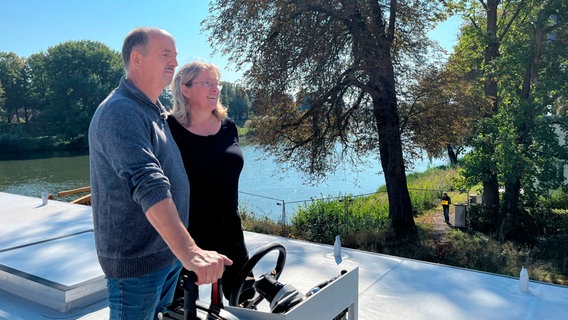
546, 189, 568, 210
467, 204, 498, 233
442, 230, 529, 275
290, 194, 389, 245
532, 234, 568, 276
531, 207, 568, 235
0, 134, 57, 153
409, 188, 439, 215
240, 205, 285, 235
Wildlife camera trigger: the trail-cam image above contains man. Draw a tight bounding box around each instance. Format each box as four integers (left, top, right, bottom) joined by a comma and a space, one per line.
441, 192, 452, 225
89, 27, 232, 320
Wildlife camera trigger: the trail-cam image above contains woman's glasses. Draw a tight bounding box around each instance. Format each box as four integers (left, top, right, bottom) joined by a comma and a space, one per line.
185, 80, 223, 90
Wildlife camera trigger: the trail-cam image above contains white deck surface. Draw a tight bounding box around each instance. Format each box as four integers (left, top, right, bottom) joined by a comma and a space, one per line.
1, 191, 567, 319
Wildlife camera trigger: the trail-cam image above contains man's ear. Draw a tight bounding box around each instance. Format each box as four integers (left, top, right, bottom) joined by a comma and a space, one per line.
131, 50, 141, 67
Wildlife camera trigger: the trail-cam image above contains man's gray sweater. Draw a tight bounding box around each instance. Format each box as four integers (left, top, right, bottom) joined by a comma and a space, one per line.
88, 77, 189, 278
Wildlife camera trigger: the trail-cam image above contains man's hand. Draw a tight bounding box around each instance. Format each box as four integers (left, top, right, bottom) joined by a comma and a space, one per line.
185, 247, 233, 285
145, 198, 233, 284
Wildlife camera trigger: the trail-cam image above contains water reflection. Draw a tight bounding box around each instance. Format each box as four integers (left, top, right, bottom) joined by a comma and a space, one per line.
0, 150, 90, 199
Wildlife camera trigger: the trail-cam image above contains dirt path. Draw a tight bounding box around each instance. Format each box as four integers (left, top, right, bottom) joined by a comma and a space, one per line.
413, 208, 455, 262
415, 208, 453, 243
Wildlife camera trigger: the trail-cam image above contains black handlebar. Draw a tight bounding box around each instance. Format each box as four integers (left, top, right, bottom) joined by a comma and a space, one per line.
179, 271, 198, 320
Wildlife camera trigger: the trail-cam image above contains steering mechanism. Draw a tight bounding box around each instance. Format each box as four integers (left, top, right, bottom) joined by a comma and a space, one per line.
229, 242, 303, 313
162, 241, 347, 319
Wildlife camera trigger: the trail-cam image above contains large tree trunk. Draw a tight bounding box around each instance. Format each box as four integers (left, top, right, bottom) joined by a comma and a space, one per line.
499, 178, 521, 241
447, 144, 458, 165
483, 0, 500, 116
499, 15, 546, 241
483, 175, 500, 222
350, 1, 416, 237
375, 100, 415, 235
371, 56, 416, 236
481, 0, 501, 218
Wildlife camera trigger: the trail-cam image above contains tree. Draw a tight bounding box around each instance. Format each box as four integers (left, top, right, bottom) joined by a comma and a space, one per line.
401, 62, 481, 164
160, 89, 174, 110
496, 0, 568, 240
25, 53, 50, 128
0, 82, 5, 122
221, 82, 251, 124
449, 0, 546, 222
0, 52, 27, 123
455, 0, 568, 240
204, 1, 445, 235
37, 40, 123, 139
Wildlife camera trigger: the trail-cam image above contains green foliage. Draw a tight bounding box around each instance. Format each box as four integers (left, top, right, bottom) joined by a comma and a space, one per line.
440, 225, 568, 284
529, 206, 568, 237
442, 230, 530, 275
39, 40, 123, 140
289, 167, 465, 244
402, 61, 480, 162
0, 52, 27, 123
0, 124, 67, 153
461, 118, 500, 187
221, 82, 251, 125
290, 194, 389, 245
467, 204, 498, 233
546, 189, 568, 210
455, 0, 568, 240
406, 166, 461, 214
239, 204, 285, 236
1, 41, 259, 153
449, 167, 474, 193
0, 42, 123, 150
533, 234, 568, 276
522, 190, 568, 237
467, 198, 568, 244
0, 133, 53, 153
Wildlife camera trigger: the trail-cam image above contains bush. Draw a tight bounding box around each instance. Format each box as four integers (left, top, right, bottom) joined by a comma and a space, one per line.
546, 189, 568, 210
290, 194, 389, 245
240, 205, 285, 236
441, 230, 529, 275
409, 189, 439, 215
532, 207, 568, 235
0, 133, 57, 153
532, 234, 568, 276
291, 198, 348, 244
0, 122, 88, 154
460, 203, 495, 233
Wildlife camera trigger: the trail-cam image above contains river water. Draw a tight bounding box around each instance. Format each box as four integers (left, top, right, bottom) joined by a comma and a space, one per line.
0, 147, 445, 221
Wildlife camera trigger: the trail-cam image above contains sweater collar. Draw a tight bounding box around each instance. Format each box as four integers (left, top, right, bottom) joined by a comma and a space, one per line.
120, 77, 167, 117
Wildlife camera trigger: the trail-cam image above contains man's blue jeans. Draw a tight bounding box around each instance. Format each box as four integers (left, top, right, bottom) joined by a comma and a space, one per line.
106, 260, 182, 320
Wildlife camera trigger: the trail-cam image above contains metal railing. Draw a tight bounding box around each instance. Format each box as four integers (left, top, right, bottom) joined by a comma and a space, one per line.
238, 190, 380, 226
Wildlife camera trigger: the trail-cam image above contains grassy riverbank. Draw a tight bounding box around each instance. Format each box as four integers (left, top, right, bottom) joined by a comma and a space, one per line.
240, 165, 568, 286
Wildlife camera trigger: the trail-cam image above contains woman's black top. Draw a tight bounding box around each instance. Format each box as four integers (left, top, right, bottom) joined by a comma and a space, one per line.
168, 116, 245, 250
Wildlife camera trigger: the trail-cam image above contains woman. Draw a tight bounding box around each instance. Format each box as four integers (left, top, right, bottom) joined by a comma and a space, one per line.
168, 62, 252, 303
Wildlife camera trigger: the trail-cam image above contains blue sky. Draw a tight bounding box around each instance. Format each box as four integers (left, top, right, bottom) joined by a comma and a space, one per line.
0, 1, 459, 83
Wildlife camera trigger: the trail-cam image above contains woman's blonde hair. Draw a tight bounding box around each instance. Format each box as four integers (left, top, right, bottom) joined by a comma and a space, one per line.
169, 61, 228, 127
